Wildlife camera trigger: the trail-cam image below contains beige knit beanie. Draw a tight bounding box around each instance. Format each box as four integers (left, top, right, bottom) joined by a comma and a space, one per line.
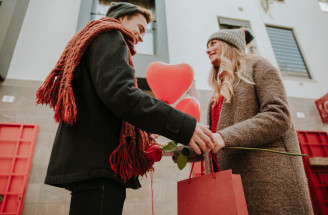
207, 28, 252, 54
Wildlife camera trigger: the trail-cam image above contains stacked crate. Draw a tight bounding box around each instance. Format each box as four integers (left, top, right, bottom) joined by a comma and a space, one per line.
0, 123, 38, 215
297, 131, 328, 215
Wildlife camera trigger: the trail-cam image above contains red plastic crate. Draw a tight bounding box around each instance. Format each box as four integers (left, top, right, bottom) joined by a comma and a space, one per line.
0, 123, 39, 215
297, 131, 328, 215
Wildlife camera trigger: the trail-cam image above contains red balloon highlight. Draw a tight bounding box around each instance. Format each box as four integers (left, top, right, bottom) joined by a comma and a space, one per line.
175, 97, 201, 122
146, 62, 194, 104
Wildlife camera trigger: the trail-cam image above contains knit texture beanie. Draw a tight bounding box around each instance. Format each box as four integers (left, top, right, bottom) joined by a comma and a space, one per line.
106, 2, 139, 18
207, 28, 254, 54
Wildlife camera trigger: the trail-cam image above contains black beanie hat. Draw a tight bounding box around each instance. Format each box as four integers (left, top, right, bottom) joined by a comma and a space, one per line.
106, 2, 139, 18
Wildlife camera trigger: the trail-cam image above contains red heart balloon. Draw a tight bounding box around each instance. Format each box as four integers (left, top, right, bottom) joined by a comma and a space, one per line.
175, 97, 201, 122
146, 62, 194, 104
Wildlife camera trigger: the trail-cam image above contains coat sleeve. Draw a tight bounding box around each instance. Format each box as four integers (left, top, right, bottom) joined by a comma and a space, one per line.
219, 59, 292, 148
87, 30, 196, 145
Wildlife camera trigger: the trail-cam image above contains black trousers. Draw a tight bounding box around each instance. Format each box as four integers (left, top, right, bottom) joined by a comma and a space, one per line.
67, 178, 126, 215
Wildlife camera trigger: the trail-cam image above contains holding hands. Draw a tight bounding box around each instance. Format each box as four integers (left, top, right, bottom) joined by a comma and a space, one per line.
211, 133, 225, 153
188, 123, 225, 154
151, 123, 226, 156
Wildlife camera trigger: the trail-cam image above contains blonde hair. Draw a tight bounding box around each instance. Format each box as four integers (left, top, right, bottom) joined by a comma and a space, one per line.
209, 41, 254, 105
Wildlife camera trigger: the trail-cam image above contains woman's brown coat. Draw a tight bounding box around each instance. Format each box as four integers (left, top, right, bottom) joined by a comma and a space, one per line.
205, 56, 313, 215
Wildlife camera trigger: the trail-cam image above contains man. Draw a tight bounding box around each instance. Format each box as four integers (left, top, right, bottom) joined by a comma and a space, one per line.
36, 2, 215, 214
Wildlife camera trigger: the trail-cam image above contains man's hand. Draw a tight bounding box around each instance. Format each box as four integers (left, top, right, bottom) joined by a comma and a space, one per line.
189, 123, 215, 154
149, 133, 160, 141
212, 133, 225, 153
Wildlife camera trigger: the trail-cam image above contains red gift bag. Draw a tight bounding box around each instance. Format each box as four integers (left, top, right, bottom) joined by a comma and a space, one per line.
178, 153, 248, 215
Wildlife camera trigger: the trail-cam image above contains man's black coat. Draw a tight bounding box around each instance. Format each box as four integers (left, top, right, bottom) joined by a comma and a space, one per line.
45, 30, 196, 189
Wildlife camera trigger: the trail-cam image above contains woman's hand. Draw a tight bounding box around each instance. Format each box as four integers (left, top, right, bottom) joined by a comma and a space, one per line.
212, 133, 225, 153
189, 123, 215, 154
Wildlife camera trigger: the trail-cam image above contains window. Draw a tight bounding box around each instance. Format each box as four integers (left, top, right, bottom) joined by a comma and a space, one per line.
266, 26, 311, 78
90, 0, 156, 55
319, 0, 328, 12
218, 17, 257, 54
76, 0, 169, 83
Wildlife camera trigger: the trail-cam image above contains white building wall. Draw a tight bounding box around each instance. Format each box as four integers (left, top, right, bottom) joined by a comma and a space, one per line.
6, 0, 81, 81
165, 0, 328, 99
6, 0, 328, 99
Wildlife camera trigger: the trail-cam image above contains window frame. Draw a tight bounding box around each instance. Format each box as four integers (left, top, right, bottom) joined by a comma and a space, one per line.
266, 25, 312, 79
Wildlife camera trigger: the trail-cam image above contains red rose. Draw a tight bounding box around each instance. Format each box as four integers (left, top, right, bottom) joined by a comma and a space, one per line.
144, 144, 162, 162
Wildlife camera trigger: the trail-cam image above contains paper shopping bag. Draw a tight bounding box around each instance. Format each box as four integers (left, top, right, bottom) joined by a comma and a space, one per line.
178, 169, 248, 215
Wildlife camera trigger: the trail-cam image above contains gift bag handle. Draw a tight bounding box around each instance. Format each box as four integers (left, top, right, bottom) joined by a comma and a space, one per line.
209, 152, 221, 178
188, 152, 221, 183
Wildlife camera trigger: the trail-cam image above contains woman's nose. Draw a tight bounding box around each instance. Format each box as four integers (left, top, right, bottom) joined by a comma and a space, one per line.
206, 48, 211, 55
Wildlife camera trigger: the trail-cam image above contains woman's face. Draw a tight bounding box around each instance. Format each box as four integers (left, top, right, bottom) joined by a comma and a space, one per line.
206, 39, 222, 67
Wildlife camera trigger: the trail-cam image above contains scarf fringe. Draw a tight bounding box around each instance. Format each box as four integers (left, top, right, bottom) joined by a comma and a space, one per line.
109, 135, 133, 182
36, 69, 59, 107
62, 86, 77, 125
110, 122, 154, 182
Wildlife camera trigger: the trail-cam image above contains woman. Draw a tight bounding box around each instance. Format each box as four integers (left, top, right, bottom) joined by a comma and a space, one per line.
205, 29, 313, 214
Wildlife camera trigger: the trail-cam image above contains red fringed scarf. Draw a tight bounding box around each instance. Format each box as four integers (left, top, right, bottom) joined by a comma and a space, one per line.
210, 95, 224, 133
211, 72, 225, 133
36, 17, 153, 182
210, 94, 224, 171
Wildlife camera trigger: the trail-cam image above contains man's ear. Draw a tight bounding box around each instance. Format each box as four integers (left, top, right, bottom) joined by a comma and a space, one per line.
118, 15, 127, 22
